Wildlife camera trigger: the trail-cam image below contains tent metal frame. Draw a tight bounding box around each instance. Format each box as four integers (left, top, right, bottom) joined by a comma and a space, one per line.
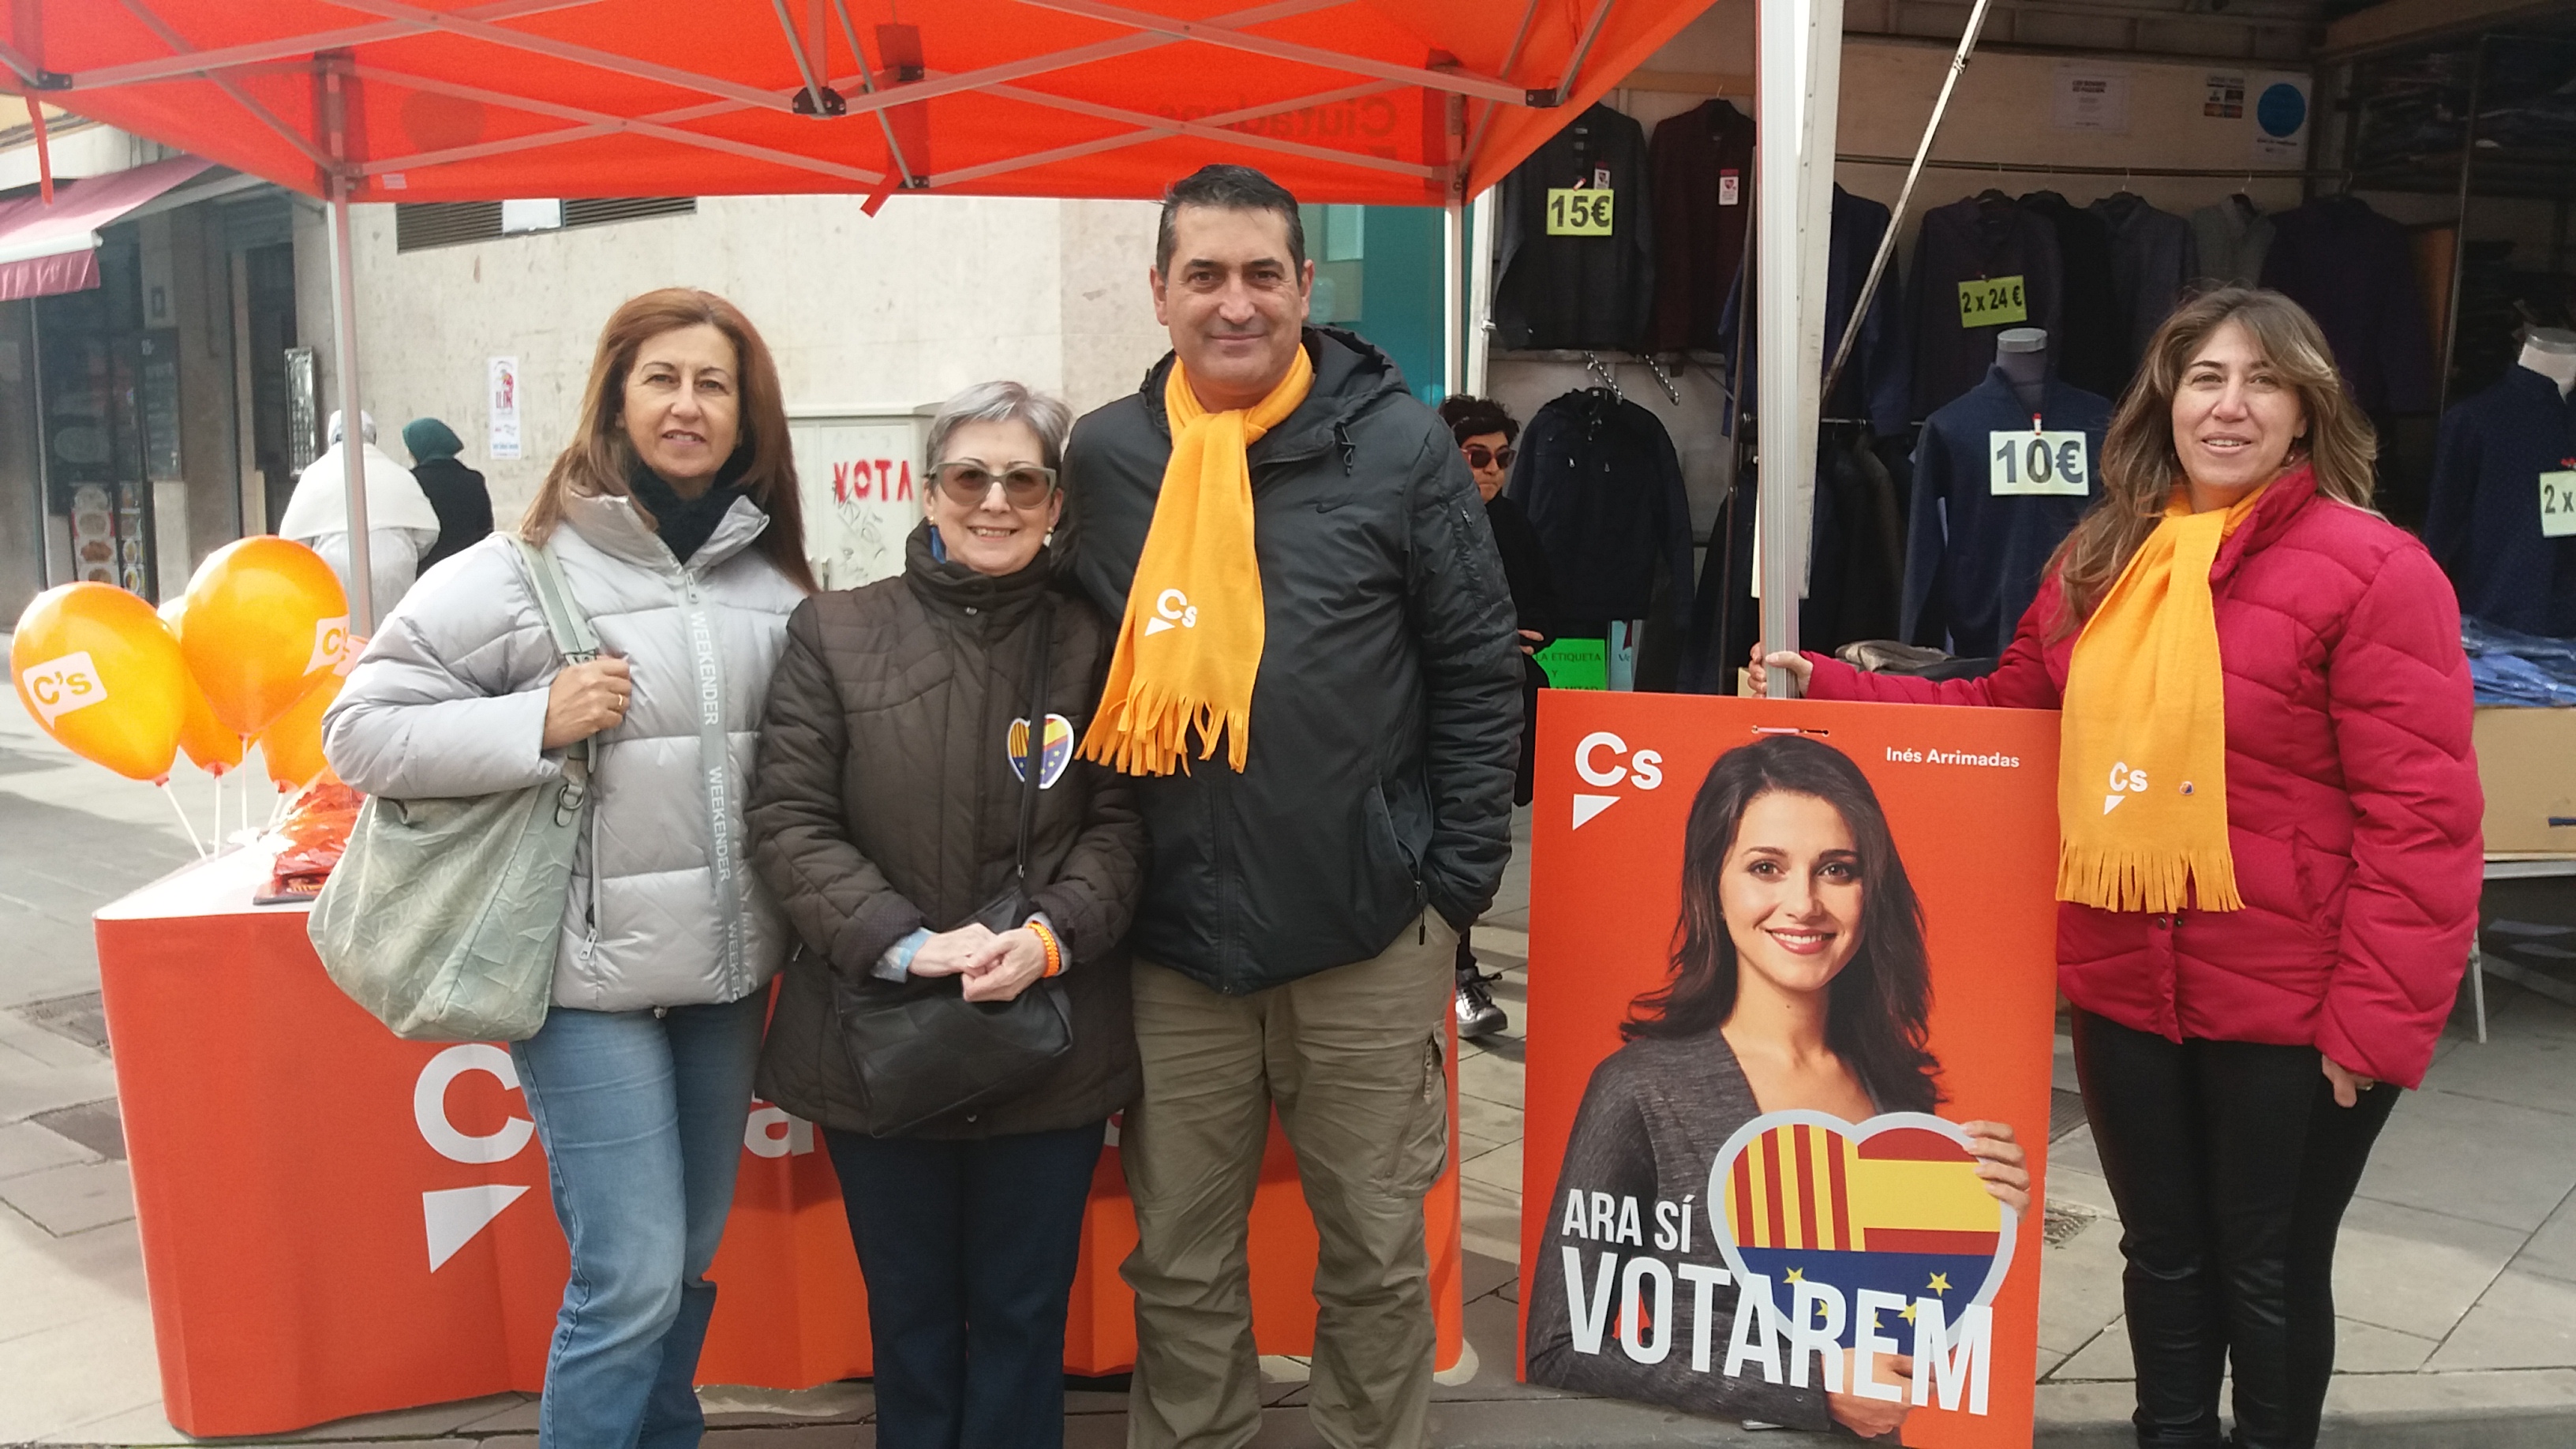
19, 0, 1849, 662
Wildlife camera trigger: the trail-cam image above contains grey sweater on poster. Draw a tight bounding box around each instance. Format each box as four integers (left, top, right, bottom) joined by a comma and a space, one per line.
1523, 1034, 1834, 1433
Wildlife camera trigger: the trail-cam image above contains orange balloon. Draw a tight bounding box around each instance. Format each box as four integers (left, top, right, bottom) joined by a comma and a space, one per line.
11, 583, 187, 782
180, 537, 350, 739
158, 600, 245, 777
256, 671, 342, 794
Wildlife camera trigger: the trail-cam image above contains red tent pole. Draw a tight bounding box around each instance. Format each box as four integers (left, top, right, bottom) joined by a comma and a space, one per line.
25, 95, 53, 204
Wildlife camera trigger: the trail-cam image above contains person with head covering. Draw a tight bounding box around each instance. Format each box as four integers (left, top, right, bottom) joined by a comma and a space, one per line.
401, 416, 495, 573
279, 409, 441, 623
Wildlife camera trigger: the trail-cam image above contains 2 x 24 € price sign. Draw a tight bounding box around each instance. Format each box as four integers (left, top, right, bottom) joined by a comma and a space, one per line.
1957, 275, 2030, 328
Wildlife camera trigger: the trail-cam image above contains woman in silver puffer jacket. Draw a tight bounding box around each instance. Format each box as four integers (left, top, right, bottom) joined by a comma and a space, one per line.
324, 288, 813, 1447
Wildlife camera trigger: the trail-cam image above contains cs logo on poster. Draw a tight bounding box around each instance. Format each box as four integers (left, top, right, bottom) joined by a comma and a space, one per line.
1571, 729, 1663, 829
411, 1046, 814, 1271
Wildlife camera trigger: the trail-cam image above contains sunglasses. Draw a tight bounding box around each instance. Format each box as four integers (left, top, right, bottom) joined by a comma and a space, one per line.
932, 460, 1059, 507
1463, 444, 1516, 472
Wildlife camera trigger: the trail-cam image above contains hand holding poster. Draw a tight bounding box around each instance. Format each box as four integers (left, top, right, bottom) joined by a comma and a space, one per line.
1521, 693, 2059, 1445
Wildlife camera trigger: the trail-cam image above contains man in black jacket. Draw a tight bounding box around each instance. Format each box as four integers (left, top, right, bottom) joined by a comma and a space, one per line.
1064, 164, 1520, 1449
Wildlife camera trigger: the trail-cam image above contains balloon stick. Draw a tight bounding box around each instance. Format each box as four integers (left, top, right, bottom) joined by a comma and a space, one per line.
159, 780, 207, 859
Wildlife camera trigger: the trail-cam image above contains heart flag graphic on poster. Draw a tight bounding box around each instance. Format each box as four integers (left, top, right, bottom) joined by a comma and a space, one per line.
1008, 713, 1075, 789
1707, 1110, 2017, 1355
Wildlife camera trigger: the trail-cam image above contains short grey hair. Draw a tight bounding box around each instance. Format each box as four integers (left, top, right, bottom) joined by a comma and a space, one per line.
924, 381, 1073, 475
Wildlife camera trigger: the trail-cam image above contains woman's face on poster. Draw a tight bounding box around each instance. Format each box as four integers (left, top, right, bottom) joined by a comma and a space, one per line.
1719, 789, 1866, 998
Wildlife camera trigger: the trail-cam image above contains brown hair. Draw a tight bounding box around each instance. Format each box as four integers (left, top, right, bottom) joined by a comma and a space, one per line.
519, 288, 817, 593
2046, 286, 2376, 633
1623, 735, 1942, 1114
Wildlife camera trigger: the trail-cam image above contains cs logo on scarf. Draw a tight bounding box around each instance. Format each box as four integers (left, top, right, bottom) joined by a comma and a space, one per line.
1010, 713, 1076, 789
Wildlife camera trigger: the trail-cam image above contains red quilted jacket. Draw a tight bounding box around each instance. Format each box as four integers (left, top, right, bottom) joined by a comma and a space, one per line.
1807, 466, 2481, 1088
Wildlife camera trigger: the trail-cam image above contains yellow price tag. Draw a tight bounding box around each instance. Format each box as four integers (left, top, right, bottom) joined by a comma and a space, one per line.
2543, 470, 2576, 538
1957, 275, 2030, 328
1546, 187, 1616, 237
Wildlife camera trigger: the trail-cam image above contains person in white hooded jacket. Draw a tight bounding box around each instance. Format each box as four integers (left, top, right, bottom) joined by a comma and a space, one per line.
279, 409, 442, 623
323, 290, 814, 1448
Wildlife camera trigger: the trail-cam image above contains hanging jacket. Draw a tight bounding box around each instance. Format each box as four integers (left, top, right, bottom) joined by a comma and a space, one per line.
324, 492, 806, 1012
1803, 467, 2481, 1089
1506, 388, 1695, 629
1062, 327, 1521, 995
748, 527, 1145, 1138
2088, 192, 2200, 384
2017, 192, 2125, 399
2191, 195, 2275, 288
1904, 365, 2114, 657
1646, 99, 1754, 354
1492, 103, 1657, 351
1720, 185, 1911, 436
2424, 364, 2576, 636
1908, 193, 2065, 418
2260, 196, 2436, 413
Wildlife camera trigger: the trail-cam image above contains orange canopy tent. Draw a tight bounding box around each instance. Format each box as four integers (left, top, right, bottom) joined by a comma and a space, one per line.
6, 0, 1719, 207
13, 0, 1881, 671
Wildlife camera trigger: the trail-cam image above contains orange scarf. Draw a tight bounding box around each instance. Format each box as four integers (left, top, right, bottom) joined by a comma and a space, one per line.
2055, 484, 2267, 913
1078, 349, 1313, 775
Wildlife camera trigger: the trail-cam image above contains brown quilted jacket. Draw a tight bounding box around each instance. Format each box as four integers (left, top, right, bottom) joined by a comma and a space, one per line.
748, 526, 1144, 1136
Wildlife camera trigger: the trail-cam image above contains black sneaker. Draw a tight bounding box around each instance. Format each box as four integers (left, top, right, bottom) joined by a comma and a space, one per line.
1455, 964, 1507, 1040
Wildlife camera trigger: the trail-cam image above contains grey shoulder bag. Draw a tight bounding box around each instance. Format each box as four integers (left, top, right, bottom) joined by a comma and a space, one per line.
309, 537, 599, 1042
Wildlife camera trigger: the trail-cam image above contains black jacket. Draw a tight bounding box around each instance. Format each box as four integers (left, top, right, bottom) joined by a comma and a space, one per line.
1506, 388, 1694, 630
748, 529, 1145, 1136
1492, 103, 1657, 351
2425, 364, 2576, 636
1063, 328, 1522, 996
410, 456, 495, 571
1908, 194, 2066, 418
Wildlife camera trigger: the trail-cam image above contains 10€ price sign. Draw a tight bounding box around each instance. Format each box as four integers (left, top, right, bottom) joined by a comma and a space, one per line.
1957, 275, 2030, 328
1988, 431, 2091, 497
1547, 187, 1616, 236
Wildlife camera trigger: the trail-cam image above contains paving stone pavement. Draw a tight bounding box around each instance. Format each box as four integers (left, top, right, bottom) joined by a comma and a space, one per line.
4, 650, 2574, 1447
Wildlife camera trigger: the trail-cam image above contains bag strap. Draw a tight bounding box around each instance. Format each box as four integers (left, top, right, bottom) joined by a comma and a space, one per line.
511, 535, 602, 772
1013, 597, 1056, 886
512, 535, 601, 663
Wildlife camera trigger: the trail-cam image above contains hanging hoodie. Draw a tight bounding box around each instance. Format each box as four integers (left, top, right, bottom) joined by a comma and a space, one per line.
1505, 388, 1694, 629
1492, 103, 1657, 351
1904, 366, 2114, 657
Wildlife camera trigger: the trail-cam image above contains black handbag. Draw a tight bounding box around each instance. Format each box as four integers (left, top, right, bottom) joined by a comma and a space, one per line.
832, 598, 1075, 1136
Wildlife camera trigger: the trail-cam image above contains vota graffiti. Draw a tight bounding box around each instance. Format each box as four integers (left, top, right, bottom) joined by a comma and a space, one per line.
831, 458, 915, 504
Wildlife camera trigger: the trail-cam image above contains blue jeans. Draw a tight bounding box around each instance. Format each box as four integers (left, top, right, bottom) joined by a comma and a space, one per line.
824, 1123, 1107, 1449
511, 994, 766, 1449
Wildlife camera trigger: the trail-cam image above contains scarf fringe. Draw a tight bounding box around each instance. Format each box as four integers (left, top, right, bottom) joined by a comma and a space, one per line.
2056, 841, 2245, 914
1076, 676, 1250, 777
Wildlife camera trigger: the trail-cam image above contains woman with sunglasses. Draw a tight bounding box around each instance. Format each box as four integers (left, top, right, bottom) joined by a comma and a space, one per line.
1437, 395, 1559, 1039
748, 381, 1145, 1449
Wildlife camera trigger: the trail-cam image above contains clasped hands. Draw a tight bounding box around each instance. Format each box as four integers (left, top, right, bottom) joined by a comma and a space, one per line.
906, 922, 1048, 1002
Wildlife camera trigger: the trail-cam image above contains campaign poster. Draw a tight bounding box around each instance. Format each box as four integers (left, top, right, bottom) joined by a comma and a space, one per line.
1520, 692, 2060, 1446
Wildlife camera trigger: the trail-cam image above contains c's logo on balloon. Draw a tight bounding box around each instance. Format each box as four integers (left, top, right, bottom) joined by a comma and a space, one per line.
21, 652, 107, 728
307, 616, 352, 675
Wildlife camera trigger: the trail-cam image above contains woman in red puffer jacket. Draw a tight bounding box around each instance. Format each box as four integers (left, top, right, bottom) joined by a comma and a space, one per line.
1754, 288, 2480, 1449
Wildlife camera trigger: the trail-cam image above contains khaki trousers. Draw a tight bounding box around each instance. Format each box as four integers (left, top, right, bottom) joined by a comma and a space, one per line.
1121, 910, 1456, 1449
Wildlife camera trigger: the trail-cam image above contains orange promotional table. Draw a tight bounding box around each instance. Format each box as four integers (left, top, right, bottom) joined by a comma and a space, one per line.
94, 848, 1466, 1438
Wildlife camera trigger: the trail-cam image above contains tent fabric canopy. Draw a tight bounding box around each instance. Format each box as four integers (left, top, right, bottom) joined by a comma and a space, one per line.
13, 0, 1717, 207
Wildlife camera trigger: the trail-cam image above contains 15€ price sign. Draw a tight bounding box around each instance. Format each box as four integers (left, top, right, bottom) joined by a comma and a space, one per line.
1957, 275, 2030, 328
1988, 431, 2091, 496
1547, 187, 1616, 236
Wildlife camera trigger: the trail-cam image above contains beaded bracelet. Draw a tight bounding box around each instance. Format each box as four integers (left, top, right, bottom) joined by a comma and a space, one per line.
1028, 919, 1064, 978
